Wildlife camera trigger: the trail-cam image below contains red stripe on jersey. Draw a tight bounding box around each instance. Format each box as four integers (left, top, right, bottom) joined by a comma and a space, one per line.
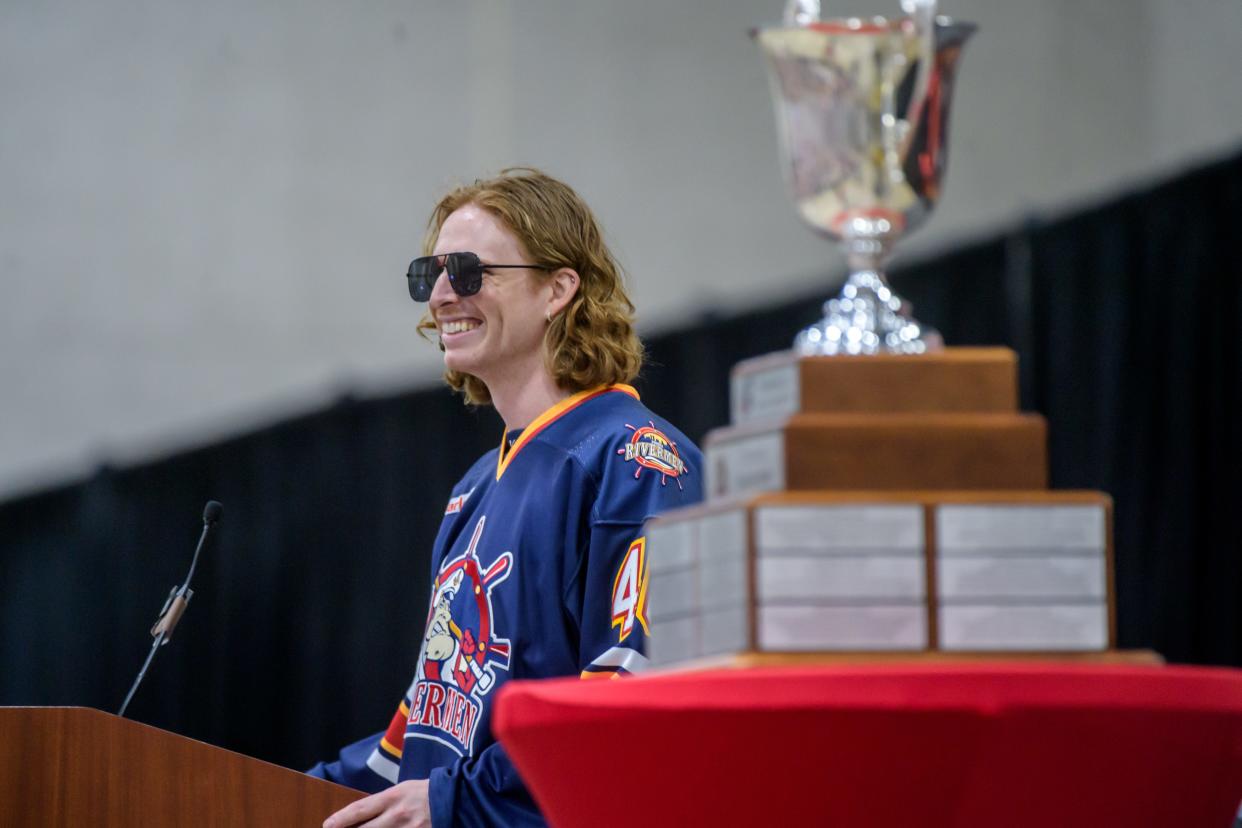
379, 701, 410, 759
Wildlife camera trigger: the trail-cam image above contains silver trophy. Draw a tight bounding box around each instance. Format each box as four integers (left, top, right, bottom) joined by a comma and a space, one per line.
755, 0, 975, 354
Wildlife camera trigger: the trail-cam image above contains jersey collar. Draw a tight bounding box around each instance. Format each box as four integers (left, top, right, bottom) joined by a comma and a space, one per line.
495, 384, 640, 481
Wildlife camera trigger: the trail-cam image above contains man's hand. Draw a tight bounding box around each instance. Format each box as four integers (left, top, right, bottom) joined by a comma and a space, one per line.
323, 779, 431, 828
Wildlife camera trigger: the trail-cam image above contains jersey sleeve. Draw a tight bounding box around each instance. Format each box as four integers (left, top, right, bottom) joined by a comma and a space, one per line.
306, 695, 411, 793
428, 741, 543, 828
568, 415, 702, 678
571, 519, 652, 678
306, 729, 393, 794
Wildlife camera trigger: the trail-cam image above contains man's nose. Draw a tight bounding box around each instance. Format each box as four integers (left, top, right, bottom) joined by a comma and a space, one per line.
428, 269, 455, 308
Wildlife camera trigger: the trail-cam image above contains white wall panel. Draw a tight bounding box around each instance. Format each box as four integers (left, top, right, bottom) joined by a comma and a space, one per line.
3, 0, 1240, 495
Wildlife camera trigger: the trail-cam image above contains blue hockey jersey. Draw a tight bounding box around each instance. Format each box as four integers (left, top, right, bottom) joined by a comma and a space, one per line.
310, 384, 702, 826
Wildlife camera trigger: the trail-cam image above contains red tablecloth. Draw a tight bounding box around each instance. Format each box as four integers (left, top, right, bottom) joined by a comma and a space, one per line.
494, 663, 1242, 827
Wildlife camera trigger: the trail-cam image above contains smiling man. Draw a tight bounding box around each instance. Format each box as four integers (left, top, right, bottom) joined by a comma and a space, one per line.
310, 168, 703, 827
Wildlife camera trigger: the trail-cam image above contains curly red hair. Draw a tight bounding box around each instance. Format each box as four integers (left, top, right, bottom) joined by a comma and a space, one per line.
416, 168, 644, 406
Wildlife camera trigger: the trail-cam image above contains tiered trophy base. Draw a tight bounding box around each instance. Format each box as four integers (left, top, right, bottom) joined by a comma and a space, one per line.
645, 347, 1137, 670
646, 490, 1125, 668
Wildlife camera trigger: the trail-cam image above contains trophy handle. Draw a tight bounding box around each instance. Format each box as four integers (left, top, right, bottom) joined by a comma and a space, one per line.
900, 0, 937, 160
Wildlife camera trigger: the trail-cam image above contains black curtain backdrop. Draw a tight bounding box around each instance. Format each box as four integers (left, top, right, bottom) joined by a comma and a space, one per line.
2, 148, 1239, 774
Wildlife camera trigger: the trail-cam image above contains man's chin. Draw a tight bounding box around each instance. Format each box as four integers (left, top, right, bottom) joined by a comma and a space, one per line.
442, 350, 473, 374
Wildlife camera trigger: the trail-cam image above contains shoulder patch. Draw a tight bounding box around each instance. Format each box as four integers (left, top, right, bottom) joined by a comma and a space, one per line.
617, 421, 689, 489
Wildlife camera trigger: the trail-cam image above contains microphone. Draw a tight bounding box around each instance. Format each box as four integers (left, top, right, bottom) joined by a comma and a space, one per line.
117, 500, 223, 718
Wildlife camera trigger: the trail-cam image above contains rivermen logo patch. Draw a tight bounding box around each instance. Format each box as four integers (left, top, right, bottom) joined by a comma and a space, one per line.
618, 422, 688, 489
407, 516, 512, 758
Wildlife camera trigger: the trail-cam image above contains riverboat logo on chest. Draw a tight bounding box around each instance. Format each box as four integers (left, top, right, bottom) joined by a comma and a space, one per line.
618, 421, 688, 489
407, 516, 513, 757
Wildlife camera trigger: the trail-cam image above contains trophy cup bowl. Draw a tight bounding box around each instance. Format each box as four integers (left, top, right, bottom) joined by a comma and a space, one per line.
755, 10, 975, 355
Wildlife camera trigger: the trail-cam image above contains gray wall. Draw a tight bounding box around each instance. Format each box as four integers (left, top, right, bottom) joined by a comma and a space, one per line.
3, 0, 1241, 496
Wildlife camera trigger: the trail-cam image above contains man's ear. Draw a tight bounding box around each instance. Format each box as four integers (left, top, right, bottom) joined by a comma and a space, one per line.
546, 268, 580, 318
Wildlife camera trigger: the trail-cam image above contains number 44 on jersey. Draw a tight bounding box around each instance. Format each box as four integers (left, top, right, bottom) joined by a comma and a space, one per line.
611, 537, 650, 643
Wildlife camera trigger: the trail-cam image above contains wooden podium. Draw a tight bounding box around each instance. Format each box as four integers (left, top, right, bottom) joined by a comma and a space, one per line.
0, 707, 364, 826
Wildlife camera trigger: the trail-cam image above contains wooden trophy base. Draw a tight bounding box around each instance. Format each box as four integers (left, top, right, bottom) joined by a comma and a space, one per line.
645, 490, 1119, 667
730, 347, 1019, 423
706, 412, 1048, 496
646, 347, 1125, 672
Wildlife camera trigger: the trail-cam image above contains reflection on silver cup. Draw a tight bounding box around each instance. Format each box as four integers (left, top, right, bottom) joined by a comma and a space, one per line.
755, 5, 975, 355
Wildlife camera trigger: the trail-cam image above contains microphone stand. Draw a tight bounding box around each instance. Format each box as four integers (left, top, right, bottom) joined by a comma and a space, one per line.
117, 501, 222, 718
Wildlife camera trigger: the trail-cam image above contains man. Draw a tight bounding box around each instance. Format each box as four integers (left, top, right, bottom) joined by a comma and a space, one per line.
312, 168, 702, 826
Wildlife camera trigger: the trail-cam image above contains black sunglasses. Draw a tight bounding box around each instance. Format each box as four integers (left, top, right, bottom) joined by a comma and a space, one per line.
406, 252, 544, 303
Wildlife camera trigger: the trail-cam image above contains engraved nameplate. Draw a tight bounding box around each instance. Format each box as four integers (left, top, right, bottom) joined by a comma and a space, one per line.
647, 520, 696, 575
938, 604, 1108, 650
937, 555, 1106, 600
698, 510, 747, 561
938, 505, 1105, 550
731, 361, 800, 424
648, 566, 698, 620
760, 556, 925, 601
756, 505, 923, 551
697, 510, 748, 612
699, 605, 749, 659
649, 605, 748, 666
759, 605, 927, 650
705, 431, 785, 498
649, 615, 697, 665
